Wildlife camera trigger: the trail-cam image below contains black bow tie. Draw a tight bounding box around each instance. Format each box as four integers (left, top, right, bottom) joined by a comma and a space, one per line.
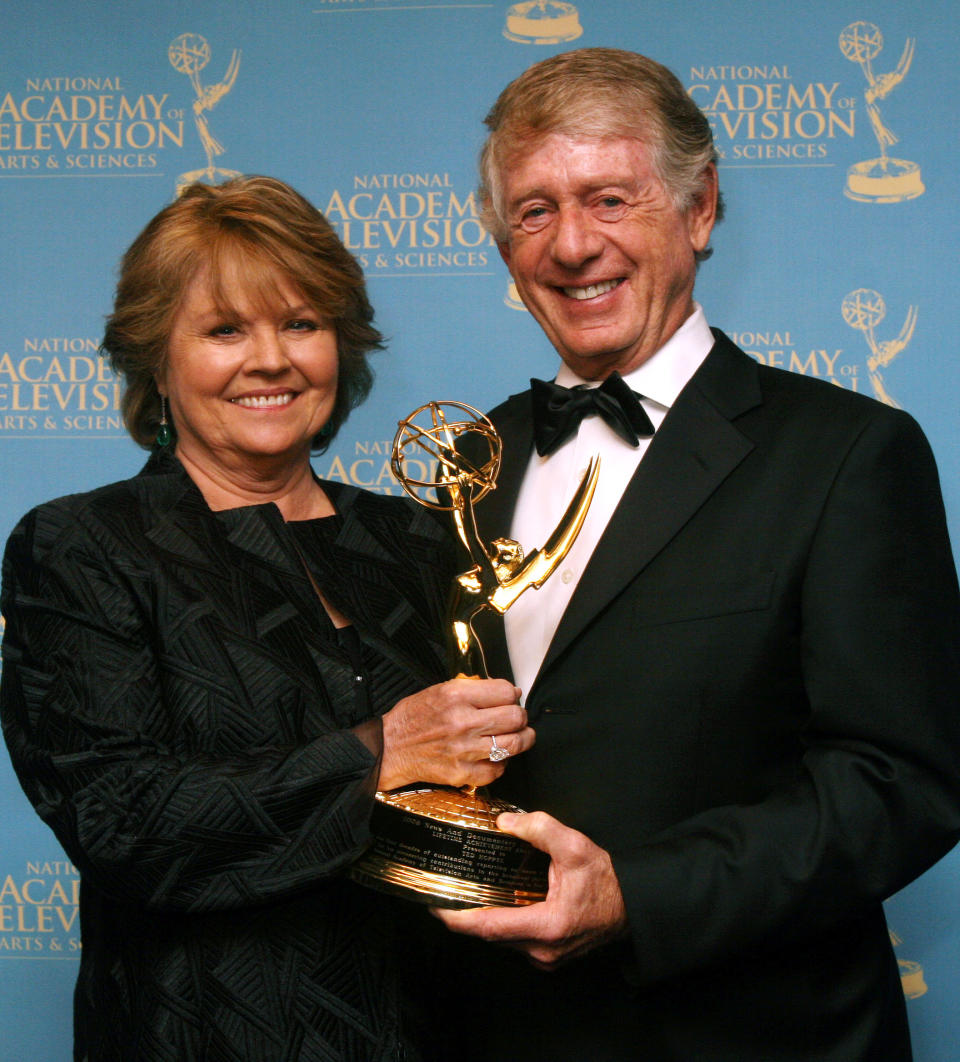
530, 372, 655, 457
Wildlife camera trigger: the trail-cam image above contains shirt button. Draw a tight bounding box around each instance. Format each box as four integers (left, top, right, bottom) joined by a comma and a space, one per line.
561, 569, 574, 584
354, 674, 364, 684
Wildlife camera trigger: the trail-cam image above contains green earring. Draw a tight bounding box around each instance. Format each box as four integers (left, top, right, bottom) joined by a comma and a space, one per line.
156, 395, 171, 447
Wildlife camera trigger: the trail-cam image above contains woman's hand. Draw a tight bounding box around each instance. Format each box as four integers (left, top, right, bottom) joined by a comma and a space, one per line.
379, 678, 532, 791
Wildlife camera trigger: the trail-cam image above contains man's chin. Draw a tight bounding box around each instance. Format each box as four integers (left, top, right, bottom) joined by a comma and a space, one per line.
555, 343, 641, 381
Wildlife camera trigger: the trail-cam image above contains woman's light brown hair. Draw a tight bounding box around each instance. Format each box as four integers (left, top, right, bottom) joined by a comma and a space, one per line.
101, 175, 383, 450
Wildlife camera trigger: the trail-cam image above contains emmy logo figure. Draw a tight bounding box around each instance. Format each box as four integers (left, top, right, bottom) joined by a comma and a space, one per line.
840, 22, 924, 202
841, 288, 917, 409
169, 33, 242, 194
350, 401, 599, 907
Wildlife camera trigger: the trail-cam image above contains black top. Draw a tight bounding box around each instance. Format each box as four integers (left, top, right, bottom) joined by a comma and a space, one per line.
0, 449, 456, 1061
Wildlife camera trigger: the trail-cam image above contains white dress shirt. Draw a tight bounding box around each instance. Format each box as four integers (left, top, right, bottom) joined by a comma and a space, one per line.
504, 305, 715, 701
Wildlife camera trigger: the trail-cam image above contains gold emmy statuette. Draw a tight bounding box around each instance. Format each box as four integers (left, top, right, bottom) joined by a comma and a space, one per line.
350, 401, 599, 908
839, 22, 924, 202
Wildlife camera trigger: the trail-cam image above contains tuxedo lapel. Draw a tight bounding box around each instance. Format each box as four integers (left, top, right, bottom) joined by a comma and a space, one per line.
450, 392, 535, 682
453, 337, 764, 687
538, 335, 763, 679
474, 392, 536, 543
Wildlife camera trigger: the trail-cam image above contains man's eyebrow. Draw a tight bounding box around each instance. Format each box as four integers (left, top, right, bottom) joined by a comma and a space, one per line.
506, 186, 552, 210
507, 176, 643, 211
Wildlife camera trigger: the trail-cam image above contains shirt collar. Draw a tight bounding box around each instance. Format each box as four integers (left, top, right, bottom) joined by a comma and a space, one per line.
554, 303, 713, 411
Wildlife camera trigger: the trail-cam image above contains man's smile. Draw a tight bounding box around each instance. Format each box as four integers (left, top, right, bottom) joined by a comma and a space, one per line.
560, 278, 625, 301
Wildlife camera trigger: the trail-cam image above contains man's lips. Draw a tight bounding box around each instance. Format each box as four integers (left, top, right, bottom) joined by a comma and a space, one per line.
229, 392, 296, 409
559, 278, 624, 301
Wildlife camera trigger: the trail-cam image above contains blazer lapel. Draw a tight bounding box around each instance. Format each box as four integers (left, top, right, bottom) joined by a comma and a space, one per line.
538, 334, 763, 679
293, 483, 451, 685
143, 468, 445, 686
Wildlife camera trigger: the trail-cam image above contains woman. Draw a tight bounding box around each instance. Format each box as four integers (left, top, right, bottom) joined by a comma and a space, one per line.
0, 176, 532, 1061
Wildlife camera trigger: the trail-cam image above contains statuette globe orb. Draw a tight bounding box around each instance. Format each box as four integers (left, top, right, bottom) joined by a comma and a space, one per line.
392, 401, 501, 511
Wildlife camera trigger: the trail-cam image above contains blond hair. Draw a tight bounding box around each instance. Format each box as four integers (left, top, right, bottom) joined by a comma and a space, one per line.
479, 48, 723, 257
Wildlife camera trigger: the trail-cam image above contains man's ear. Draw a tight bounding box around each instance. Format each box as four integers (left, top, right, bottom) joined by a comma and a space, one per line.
687, 162, 719, 254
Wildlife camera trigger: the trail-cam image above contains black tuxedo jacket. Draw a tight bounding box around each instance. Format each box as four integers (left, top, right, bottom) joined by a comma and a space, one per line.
439, 332, 960, 1061
1, 449, 454, 1061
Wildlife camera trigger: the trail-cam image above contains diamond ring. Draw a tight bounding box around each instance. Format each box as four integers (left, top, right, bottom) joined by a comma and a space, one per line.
489, 735, 510, 763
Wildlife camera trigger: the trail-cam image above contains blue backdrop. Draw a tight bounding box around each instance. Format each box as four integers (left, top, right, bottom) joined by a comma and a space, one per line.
2, 2, 957, 1058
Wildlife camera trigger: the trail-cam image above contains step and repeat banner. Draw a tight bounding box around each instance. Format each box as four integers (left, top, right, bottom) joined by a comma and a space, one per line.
1, 2, 957, 1058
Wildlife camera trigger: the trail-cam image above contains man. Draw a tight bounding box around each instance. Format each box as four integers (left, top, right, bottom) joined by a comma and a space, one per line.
430, 49, 960, 1061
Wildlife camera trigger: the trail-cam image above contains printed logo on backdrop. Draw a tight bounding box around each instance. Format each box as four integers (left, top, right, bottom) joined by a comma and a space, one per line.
733, 294, 919, 406
686, 23, 925, 198
0, 859, 80, 959
310, 0, 584, 39
316, 439, 434, 495
168, 34, 242, 194
839, 23, 924, 202
502, 2, 583, 45
841, 288, 916, 408
730, 327, 861, 394
314, 0, 490, 7
890, 929, 928, 1000
0, 72, 183, 177
0, 336, 124, 437
324, 174, 495, 277
687, 62, 857, 168
504, 281, 526, 311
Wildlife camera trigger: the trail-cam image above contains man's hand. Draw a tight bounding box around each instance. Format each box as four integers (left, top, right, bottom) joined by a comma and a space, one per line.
434, 811, 628, 970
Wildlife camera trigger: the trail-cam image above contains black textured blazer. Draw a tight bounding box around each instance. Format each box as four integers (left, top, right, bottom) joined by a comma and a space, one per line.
1, 448, 455, 1061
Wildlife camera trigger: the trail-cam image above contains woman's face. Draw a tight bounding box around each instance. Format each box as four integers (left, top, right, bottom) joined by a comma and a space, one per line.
159, 264, 338, 478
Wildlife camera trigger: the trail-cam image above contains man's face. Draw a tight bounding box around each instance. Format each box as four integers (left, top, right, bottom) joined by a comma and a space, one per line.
497, 133, 717, 380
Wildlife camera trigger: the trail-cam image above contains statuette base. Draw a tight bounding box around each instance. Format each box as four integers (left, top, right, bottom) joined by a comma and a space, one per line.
351, 786, 549, 908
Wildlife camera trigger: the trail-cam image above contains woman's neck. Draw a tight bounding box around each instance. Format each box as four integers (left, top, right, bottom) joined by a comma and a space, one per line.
175, 446, 335, 521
